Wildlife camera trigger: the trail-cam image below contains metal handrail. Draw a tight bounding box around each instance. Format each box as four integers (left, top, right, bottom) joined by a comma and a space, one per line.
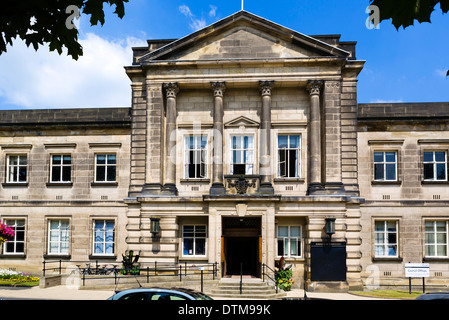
42, 259, 219, 292
261, 263, 279, 293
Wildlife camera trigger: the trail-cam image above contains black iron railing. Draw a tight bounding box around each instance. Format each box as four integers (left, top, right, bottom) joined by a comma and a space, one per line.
261, 263, 279, 293
42, 260, 218, 291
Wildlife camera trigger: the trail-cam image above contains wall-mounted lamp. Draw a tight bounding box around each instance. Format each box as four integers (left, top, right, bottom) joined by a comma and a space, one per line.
150, 217, 160, 235
325, 217, 336, 239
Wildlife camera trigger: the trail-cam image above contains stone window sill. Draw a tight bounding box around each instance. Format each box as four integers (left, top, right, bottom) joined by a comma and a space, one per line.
371, 180, 402, 185
91, 182, 118, 187
46, 182, 73, 187
372, 257, 403, 262
421, 180, 449, 185
2, 182, 28, 187
180, 178, 210, 183
274, 178, 305, 183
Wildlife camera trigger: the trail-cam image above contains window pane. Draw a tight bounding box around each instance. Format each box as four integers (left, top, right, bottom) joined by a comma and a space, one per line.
385, 163, 396, 180
183, 239, 193, 255
290, 239, 297, 256
423, 152, 433, 162
375, 221, 385, 231
425, 245, 434, 256
435, 152, 445, 162
375, 245, 384, 256
19, 156, 27, 165
437, 245, 447, 256
195, 239, 206, 255
424, 163, 434, 179
374, 164, 384, 180
277, 239, 284, 256
375, 233, 385, 244
425, 233, 435, 244
53, 155, 62, 164
62, 166, 71, 181
289, 135, 300, 148
436, 221, 446, 231
374, 152, 383, 163
278, 135, 288, 148
436, 163, 446, 180
387, 221, 396, 232
388, 245, 397, 256
63, 155, 71, 165
385, 152, 396, 162
107, 154, 116, 164
278, 226, 288, 237
96, 155, 106, 164
107, 166, 116, 181
290, 226, 301, 237
52, 166, 61, 182
288, 150, 297, 177
96, 166, 105, 181
18, 167, 27, 182
232, 136, 241, 149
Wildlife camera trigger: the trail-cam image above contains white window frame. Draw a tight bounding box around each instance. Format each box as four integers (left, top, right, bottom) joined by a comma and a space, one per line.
230, 134, 255, 175
373, 151, 398, 181
425, 220, 448, 258
182, 225, 207, 257
94, 154, 117, 182
48, 219, 70, 255
374, 220, 398, 258
50, 154, 72, 183
277, 134, 301, 178
3, 219, 25, 255
423, 151, 447, 181
184, 135, 208, 179
6, 154, 28, 183
93, 220, 115, 256
276, 225, 302, 258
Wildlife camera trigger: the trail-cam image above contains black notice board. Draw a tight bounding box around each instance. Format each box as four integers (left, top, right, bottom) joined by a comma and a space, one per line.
310, 241, 347, 281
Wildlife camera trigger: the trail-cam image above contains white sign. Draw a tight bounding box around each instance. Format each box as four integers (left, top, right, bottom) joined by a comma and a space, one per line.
405, 263, 430, 278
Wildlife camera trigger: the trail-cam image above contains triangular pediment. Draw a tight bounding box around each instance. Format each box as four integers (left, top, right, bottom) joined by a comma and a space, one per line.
138, 11, 350, 63
225, 116, 260, 128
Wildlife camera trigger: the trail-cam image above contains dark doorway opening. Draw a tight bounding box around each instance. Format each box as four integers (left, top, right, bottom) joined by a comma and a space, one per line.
222, 217, 261, 277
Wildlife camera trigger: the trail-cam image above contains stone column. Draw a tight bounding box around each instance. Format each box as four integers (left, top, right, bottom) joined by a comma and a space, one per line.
162, 82, 179, 195
259, 80, 274, 194
210, 81, 226, 195
306, 80, 324, 194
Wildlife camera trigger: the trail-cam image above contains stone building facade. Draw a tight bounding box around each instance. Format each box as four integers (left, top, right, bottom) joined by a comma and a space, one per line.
0, 11, 448, 292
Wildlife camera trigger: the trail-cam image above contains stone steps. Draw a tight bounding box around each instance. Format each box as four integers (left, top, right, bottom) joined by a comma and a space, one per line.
207, 278, 286, 299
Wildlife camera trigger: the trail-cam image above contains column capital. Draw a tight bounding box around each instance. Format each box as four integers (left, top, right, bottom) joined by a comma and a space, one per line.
259, 80, 274, 96
306, 80, 323, 96
163, 82, 179, 98
211, 81, 226, 97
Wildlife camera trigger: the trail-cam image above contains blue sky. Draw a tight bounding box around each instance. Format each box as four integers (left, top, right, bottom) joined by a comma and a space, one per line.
0, 0, 448, 109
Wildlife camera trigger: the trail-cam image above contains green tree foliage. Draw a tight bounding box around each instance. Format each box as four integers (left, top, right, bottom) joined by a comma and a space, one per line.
0, 0, 129, 60
370, 0, 449, 29
370, 0, 449, 76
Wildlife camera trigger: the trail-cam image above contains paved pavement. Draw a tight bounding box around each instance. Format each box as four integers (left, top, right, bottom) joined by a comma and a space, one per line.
0, 285, 385, 300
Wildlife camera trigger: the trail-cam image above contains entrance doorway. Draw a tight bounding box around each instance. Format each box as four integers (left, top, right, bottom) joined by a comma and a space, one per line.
221, 217, 261, 278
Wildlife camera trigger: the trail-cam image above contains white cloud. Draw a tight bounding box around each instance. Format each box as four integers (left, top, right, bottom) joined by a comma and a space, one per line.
435, 69, 449, 78
209, 5, 217, 17
369, 99, 404, 103
0, 33, 146, 109
179, 4, 206, 31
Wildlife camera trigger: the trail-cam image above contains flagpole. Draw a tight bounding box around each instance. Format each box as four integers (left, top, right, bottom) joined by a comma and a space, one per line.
241, 0, 244, 10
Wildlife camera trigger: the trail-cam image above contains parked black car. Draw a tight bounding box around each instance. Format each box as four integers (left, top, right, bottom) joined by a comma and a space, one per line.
416, 291, 449, 300
108, 287, 213, 301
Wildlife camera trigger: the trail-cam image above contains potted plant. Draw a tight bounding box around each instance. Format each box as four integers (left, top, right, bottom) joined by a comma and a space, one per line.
0, 220, 14, 245
121, 250, 140, 275
275, 256, 295, 291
